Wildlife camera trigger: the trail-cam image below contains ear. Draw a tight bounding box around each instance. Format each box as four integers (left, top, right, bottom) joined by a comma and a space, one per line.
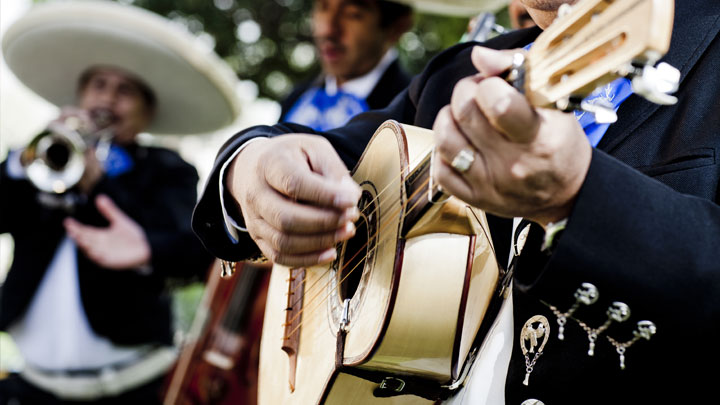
386, 13, 413, 44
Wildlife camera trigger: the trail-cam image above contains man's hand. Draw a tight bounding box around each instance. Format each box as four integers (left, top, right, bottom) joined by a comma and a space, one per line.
432, 46, 592, 227
76, 147, 104, 194
227, 135, 361, 267
64, 194, 152, 270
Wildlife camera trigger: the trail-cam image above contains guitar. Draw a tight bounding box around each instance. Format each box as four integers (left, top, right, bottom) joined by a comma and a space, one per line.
258, 0, 677, 403
163, 260, 270, 405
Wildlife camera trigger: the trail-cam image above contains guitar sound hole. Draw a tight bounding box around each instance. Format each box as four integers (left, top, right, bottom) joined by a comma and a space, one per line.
339, 214, 368, 301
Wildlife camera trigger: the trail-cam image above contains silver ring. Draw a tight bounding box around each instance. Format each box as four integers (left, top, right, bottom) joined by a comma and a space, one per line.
450, 148, 475, 173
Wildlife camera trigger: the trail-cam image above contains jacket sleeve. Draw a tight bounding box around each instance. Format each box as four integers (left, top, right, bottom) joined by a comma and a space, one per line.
192, 86, 419, 262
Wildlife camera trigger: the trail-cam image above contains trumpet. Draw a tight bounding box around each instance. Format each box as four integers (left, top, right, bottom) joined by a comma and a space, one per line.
22, 112, 113, 194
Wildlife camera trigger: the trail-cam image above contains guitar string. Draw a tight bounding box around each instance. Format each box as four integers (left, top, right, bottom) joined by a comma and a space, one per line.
282, 140, 437, 310
283, 167, 430, 321
282, 139, 437, 316
281, 144, 441, 339
283, 173, 432, 335
280, 138, 438, 334
282, 173, 434, 341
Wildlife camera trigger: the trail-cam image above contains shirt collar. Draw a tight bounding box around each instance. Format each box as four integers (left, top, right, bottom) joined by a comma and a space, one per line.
324, 48, 398, 99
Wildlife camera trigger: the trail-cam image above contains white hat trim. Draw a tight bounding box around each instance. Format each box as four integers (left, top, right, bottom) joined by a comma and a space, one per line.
2, 0, 242, 135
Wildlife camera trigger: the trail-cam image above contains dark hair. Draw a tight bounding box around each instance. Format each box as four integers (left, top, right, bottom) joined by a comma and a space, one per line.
377, 1, 412, 28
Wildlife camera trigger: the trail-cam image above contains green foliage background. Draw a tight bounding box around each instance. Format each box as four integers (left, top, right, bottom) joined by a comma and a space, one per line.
35, 0, 510, 102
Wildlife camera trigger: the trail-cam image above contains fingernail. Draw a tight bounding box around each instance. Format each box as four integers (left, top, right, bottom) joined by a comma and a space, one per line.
343, 176, 361, 194
494, 95, 512, 115
334, 193, 357, 207
472, 46, 514, 73
472, 46, 497, 59
336, 221, 356, 240
339, 207, 360, 224
319, 248, 337, 263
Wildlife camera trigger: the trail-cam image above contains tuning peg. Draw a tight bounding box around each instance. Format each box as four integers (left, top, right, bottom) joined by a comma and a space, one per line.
580, 98, 618, 124
624, 62, 680, 106
557, 3, 573, 18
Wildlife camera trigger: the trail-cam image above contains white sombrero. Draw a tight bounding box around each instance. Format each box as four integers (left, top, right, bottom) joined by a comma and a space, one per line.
393, 0, 509, 16
2, 0, 241, 135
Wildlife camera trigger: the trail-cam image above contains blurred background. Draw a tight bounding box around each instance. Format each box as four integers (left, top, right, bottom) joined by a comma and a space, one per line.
0, 0, 513, 374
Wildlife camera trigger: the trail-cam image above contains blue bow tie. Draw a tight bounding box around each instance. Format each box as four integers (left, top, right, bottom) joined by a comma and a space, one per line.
284, 87, 370, 132
575, 77, 633, 147
103, 144, 133, 177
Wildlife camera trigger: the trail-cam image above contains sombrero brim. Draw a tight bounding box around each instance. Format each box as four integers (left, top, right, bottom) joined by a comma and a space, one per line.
2, 0, 241, 135
393, 0, 509, 16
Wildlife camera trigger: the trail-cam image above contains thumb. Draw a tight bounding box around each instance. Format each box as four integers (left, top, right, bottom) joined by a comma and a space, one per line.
303, 139, 361, 209
95, 194, 130, 225
471, 46, 518, 77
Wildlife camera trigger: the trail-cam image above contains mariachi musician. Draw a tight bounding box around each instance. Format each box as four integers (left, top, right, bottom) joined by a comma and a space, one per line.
0, 1, 240, 403
192, 0, 720, 403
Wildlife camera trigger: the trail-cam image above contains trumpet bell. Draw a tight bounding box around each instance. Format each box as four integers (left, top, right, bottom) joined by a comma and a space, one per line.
24, 129, 86, 194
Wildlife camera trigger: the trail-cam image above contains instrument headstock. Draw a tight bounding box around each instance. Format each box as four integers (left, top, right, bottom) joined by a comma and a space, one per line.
519, 0, 678, 112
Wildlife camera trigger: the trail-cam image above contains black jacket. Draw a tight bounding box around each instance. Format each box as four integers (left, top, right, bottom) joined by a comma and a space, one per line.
1, 144, 213, 346
193, 1, 720, 403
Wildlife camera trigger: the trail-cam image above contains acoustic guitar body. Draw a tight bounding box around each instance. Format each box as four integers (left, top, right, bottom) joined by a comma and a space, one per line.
258, 121, 501, 404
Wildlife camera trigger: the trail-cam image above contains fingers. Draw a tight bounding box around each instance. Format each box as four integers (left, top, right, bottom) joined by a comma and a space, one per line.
267, 159, 360, 209
471, 46, 515, 77
94, 194, 130, 225
260, 191, 359, 234
229, 135, 363, 267
53, 107, 95, 132
64, 217, 98, 250
433, 105, 479, 176
474, 77, 539, 143
256, 237, 338, 268
245, 191, 356, 267
470, 46, 539, 143
265, 136, 361, 210
64, 218, 111, 266
432, 106, 494, 205
251, 216, 354, 266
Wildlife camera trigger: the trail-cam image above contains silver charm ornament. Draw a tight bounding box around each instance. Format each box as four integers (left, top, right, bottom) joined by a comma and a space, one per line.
579, 301, 631, 356
634, 320, 657, 340
547, 282, 599, 340
607, 320, 656, 369
520, 315, 551, 386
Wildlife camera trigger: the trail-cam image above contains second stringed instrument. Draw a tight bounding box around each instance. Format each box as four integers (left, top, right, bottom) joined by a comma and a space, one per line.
163, 260, 270, 405
258, 0, 678, 403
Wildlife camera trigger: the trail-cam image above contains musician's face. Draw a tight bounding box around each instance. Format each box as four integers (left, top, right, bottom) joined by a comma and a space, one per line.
77, 68, 154, 144
519, 0, 578, 28
312, 0, 405, 86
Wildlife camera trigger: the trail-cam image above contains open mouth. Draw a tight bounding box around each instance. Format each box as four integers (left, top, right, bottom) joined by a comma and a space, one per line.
90, 108, 118, 128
